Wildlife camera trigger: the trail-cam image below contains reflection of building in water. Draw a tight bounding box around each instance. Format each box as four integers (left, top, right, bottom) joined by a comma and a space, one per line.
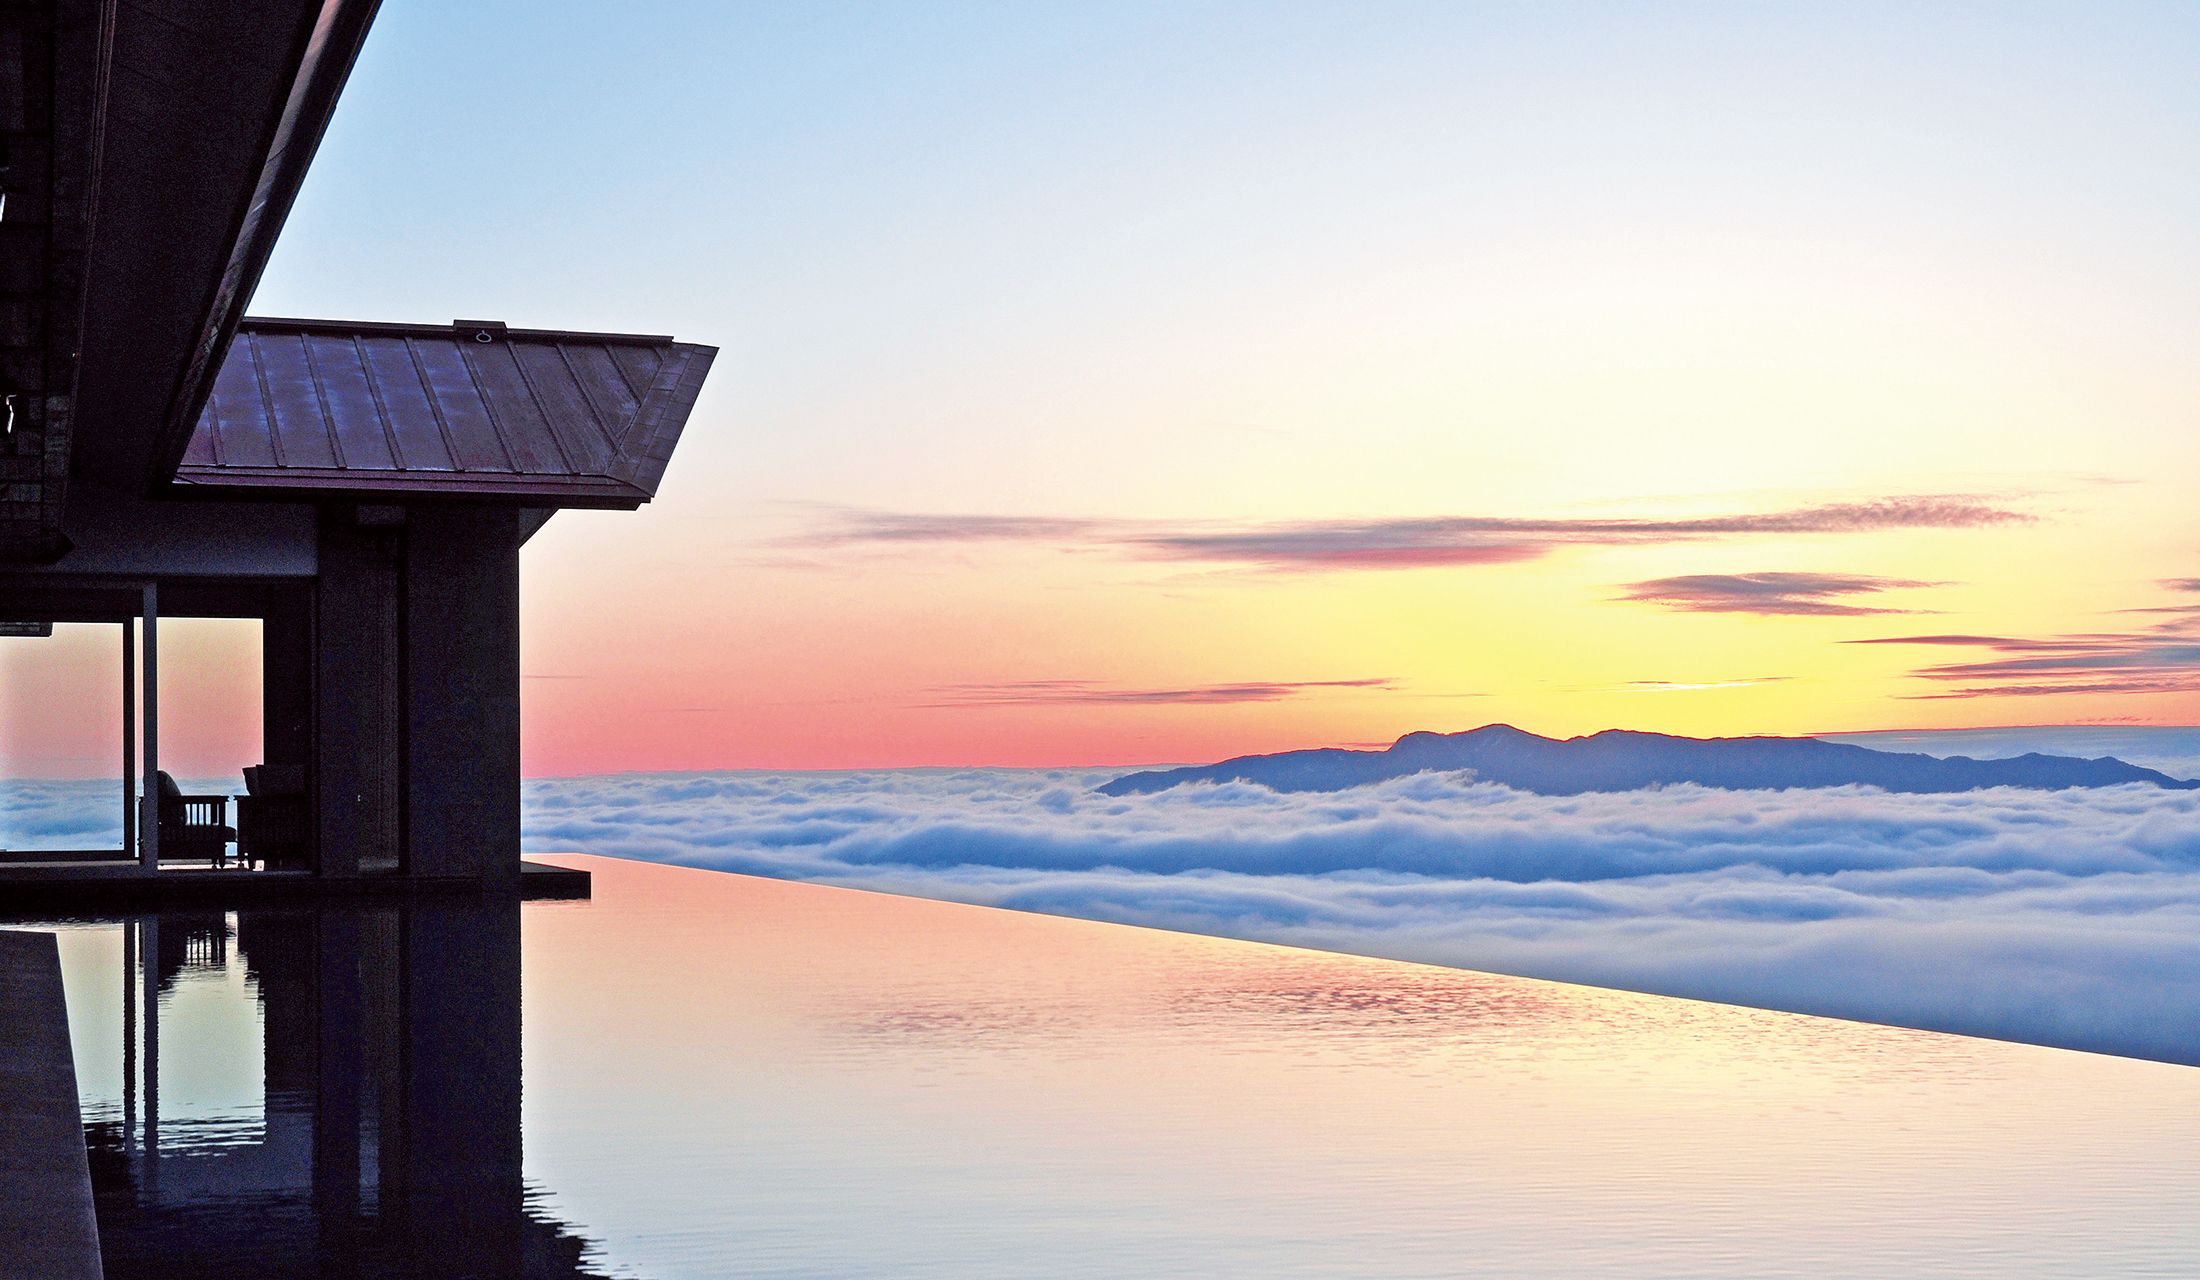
87, 900, 614, 1280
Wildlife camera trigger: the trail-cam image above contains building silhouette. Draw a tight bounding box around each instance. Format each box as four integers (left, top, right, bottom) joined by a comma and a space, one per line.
0, 0, 712, 893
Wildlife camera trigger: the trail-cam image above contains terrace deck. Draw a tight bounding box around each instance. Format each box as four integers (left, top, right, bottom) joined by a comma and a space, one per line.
0, 859, 589, 909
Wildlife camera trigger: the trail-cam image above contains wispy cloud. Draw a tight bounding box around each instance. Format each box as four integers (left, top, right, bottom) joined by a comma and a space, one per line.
1619, 572, 1937, 616
923, 677, 1400, 708
799, 512, 1107, 545
1902, 678, 2200, 700
1856, 610, 2200, 700
786, 495, 2030, 574
2114, 579, 2200, 616
1622, 677, 1793, 692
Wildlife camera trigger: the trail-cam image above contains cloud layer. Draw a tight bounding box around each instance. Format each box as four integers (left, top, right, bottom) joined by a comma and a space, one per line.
519, 731, 2200, 1067
1620, 572, 1936, 616
1857, 608, 2200, 699
789, 495, 2029, 574
924, 677, 1399, 707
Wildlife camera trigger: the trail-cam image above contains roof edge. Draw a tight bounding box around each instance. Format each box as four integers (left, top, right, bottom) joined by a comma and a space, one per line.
239, 315, 685, 347
169, 467, 653, 508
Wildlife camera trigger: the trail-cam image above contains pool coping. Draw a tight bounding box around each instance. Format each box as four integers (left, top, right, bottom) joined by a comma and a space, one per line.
0, 929, 103, 1280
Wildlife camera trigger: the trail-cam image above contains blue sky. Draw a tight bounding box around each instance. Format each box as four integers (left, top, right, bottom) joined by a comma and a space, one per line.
238, 1, 2200, 769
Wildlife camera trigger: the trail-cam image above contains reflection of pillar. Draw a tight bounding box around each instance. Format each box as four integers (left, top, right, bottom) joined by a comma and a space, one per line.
396, 898, 523, 1274
90, 901, 554, 1272
314, 908, 364, 1253
140, 916, 159, 1198
123, 920, 136, 1159
361, 907, 402, 1217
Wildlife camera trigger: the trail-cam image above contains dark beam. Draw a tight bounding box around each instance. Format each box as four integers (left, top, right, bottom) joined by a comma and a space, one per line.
68, 0, 381, 496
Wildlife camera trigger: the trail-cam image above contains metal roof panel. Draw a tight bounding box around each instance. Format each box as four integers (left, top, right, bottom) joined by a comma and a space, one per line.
458, 340, 564, 473
355, 335, 458, 471
251, 332, 341, 468
207, 340, 277, 467
174, 319, 716, 506
512, 341, 616, 473
302, 332, 401, 470
407, 337, 515, 472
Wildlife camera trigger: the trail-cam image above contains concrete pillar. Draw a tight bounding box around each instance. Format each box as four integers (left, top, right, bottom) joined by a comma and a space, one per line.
139, 585, 158, 870
313, 508, 402, 877
261, 582, 313, 776
122, 621, 135, 861
309, 503, 522, 885
401, 506, 521, 886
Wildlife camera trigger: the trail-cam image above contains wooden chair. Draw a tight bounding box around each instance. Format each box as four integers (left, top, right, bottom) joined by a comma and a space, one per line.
156, 770, 236, 868
236, 764, 309, 871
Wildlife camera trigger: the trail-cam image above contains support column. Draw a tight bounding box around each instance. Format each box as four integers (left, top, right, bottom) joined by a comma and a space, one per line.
314, 509, 402, 877
122, 621, 135, 862
261, 582, 314, 870
262, 583, 313, 776
139, 585, 157, 870
401, 507, 521, 886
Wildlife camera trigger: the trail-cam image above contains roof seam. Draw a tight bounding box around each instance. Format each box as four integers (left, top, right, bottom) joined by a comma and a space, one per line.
553, 342, 627, 453
245, 334, 286, 468
297, 331, 347, 469
352, 334, 408, 470
206, 387, 226, 467
454, 341, 522, 472
600, 342, 643, 407
402, 336, 468, 473
502, 343, 578, 473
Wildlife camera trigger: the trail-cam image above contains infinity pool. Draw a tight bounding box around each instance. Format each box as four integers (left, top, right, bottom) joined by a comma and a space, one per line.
25, 854, 2200, 1277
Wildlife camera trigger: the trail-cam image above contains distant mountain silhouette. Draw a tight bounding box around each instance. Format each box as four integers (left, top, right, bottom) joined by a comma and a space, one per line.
1098, 724, 2200, 796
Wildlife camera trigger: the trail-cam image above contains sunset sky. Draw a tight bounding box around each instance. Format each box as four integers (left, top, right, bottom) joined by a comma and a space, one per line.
8, 1, 2200, 776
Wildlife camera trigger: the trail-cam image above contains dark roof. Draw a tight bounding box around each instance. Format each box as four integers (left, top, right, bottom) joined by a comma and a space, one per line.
9, 0, 377, 562
174, 319, 717, 507
72, 0, 382, 494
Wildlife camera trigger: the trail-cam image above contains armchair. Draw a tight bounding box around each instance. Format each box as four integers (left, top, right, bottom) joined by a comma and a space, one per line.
237, 764, 310, 871
156, 770, 236, 867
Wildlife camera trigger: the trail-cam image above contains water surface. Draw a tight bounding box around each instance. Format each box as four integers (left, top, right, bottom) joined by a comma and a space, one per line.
24, 854, 2200, 1277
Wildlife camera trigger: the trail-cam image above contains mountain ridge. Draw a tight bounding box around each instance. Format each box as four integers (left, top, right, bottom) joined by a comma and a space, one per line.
1097, 724, 2200, 796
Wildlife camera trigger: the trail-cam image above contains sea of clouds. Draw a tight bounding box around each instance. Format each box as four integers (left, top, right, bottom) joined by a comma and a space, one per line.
520, 728, 2200, 1067
11, 731, 2195, 1065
